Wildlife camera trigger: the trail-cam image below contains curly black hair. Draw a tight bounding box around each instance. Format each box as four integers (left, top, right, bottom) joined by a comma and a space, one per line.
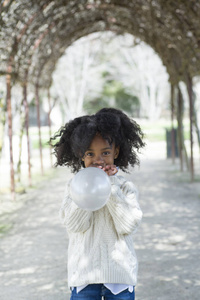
49, 108, 145, 172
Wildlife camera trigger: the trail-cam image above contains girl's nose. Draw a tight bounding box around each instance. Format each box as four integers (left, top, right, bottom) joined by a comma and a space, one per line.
93, 155, 104, 166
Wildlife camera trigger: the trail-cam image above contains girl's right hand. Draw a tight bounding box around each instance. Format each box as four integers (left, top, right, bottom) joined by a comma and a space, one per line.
102, 165, 118, 176
89, 163, 118, 176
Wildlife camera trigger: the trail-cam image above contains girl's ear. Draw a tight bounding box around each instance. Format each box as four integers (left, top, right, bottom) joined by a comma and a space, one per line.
114, 146, 120, 159
82, 157, 86, 168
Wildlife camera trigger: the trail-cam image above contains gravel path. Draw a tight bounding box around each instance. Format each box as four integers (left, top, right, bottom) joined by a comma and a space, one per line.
0, 154, 200, 299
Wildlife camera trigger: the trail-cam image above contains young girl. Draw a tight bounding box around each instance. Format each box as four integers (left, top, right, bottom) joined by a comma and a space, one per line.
50, 108, 145, 300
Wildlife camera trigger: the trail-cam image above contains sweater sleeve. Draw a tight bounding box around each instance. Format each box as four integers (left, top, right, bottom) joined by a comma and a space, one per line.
106, 176, 143, 235
60, 180, 93, 233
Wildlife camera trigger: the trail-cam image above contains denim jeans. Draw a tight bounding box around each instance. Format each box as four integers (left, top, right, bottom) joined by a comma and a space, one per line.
70, 284, 135, 300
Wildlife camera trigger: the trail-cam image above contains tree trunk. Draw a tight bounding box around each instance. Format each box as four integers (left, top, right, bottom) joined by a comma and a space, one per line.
47, 88, 53, 167
35, 82, 44, 175
192, 92, 200, 152
23, 79, 32, 186
16, 99, 25, 183
193, 112, 200, 151
170, 83, 176, 163
185, 73, 194, 181
0, 96, 6, 162
177, 86, 185, 171
6, 69, 15, 198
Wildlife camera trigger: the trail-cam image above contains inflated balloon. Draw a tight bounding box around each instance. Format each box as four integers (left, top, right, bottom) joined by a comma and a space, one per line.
70, 167, 111, 211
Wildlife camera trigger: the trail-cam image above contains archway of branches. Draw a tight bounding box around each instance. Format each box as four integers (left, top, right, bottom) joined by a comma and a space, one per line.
0, 0, 200, 196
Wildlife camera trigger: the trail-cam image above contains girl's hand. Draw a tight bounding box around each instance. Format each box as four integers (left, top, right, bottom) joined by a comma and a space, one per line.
102, 165, 118, 176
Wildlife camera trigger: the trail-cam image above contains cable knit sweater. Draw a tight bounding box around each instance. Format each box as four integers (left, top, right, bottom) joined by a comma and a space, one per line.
60, 174, 143, 288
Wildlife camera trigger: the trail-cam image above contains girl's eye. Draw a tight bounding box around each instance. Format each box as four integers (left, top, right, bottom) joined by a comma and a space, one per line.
103, 151, 110, 156
86, 152, 93, 157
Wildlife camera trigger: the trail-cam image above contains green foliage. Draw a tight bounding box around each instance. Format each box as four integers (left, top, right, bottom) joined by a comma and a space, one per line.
83, 98, 110, 114
32, 139, 50, 149
29, 97, 36, 107
84, 79, 140, 116
103, 80, 122, 97
115, 89, 140, 114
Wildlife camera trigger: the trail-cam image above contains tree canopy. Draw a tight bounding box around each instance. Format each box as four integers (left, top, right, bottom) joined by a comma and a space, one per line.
0, 0, 200, 87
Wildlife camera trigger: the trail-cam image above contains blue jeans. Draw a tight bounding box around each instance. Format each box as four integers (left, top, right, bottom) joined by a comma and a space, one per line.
70, 284, 135, 300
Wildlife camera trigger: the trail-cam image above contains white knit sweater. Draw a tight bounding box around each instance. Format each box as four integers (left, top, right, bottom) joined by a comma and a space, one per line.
60, 174, 143, 288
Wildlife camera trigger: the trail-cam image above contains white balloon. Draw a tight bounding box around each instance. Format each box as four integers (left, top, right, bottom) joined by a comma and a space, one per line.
70, 167, 111, 211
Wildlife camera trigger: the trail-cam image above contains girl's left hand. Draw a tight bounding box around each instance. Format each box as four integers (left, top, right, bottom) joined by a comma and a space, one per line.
102, 165, 118, 176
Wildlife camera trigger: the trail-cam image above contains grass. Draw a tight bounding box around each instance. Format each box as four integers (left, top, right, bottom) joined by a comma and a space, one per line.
29, 126, 53, 149
0, 120, 191, 149
0, 223, 13, 237
139, 118, 190, 142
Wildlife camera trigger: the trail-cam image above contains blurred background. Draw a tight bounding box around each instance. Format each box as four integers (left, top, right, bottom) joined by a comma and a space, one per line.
0, 1, 200, 199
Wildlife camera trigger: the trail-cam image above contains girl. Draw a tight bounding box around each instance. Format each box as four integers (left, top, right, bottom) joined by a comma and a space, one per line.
50, 108, 145, 300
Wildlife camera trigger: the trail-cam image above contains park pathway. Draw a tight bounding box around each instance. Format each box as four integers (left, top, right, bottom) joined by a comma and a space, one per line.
0, 146, 200, 300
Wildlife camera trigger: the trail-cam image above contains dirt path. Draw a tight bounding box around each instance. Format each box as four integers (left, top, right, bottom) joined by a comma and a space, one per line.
0, 153, 200, 299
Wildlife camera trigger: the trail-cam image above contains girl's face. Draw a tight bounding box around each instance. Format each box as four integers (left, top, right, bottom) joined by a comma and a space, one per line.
82, 134, 119, 168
